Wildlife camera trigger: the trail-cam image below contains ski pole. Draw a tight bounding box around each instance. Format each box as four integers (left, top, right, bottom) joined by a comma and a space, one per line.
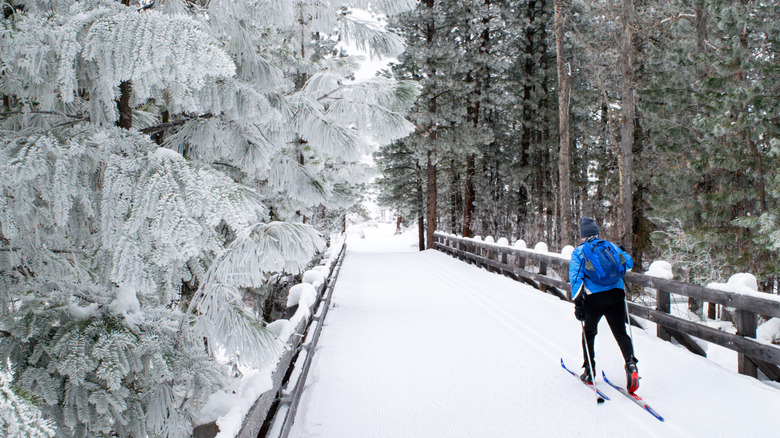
581, 321, 604, 404
624, 284, 634, 343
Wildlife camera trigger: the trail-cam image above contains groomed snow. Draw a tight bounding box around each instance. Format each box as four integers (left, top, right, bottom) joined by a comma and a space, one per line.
288, 223, 780, 437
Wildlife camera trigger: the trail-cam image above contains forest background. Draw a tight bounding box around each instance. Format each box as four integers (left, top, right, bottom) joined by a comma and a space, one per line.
375, 0, 779, 298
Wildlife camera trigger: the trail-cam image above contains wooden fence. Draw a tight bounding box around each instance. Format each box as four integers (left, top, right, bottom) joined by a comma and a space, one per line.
433, 232, 780, 382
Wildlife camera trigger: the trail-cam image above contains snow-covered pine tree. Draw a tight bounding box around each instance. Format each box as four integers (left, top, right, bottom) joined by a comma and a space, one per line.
387, 0, 508, 246
0, 0, 418, 436
0, 371, 55, 437
691, 0, 780, 288
374, 139, 426, 240
483, 0, 558, 243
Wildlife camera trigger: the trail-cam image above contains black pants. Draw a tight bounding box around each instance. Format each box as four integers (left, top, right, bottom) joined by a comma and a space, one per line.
581, 288, 635, 368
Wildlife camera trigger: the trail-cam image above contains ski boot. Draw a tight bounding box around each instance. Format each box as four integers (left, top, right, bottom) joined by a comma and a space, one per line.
580, 361, 594, 384
625, 358, 639, 393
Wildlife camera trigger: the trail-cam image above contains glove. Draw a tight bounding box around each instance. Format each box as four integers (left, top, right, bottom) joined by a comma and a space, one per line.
573, 293, 585, 321
574, 306, 585, 321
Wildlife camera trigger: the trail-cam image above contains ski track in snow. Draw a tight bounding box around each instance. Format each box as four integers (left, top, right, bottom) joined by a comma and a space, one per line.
288, 225, 780, 438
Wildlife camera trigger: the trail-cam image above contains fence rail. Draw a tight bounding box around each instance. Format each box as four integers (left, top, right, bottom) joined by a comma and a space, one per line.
433, 232, 780, 381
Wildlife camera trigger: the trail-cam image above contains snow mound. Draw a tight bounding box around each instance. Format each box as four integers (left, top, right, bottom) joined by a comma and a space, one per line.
708, 273, 758, 294
484, 236, 495, 244
303, 270, 325, 287
496, 237, 509, 246
560, 245, 575, 259
287, 283, 317, 308
109, 284, 144, 326
200, 369, 274, 438
646, 261, 674, 279
707, 273, 780, 303
534, 242, 548, 253
758, 318, 780, 345
152, 147, 183, 161
513, 239, 527, 249
69, 302, 99, 320
267, 319, 294, 342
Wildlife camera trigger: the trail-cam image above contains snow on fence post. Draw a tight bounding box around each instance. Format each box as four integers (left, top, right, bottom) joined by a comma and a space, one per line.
736, 309, 758, 377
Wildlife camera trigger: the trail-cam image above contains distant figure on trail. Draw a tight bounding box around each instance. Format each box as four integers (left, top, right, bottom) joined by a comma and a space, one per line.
569, 217, 639, 392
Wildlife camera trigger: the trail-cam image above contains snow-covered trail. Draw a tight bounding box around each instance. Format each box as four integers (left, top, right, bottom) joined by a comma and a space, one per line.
289, 224, 780, 438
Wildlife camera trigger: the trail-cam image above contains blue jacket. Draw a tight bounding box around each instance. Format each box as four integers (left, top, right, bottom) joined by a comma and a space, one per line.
569, 238, 634, 300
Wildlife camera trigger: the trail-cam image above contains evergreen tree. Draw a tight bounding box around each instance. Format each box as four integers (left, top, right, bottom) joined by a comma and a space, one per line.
374, 139, 426, 243
0, 0, 418, 435
691, 0, 779, 287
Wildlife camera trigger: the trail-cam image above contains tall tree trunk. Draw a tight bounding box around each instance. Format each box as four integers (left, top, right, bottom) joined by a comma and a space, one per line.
464, 0, 490, 238
554, 0, 572, 247
463, 154, 475, 237
417, 161, 426, 251
450, 158, 461, 233
424, 0, 437, 250
617, 0, 635, 252
695, 2, 709, 316
426, 148, 437, 250
418, 214, 426, 251
537, 149, 544, 219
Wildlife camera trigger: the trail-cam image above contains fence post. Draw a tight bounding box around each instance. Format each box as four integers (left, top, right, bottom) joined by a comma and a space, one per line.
501, 248, 508, 274
657, 288, 671, 341
538, 260, 547, 292
736, 309, 758, 377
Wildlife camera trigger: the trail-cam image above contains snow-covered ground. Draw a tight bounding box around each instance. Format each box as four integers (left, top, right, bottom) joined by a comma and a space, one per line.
288, 223, 780, 437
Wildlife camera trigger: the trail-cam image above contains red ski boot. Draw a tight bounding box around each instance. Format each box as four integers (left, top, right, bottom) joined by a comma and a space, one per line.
625, 360, 639, 393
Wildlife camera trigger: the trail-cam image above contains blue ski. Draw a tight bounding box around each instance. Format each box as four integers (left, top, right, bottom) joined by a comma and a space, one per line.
560, 358, 610, 402
602, 371, 664, 422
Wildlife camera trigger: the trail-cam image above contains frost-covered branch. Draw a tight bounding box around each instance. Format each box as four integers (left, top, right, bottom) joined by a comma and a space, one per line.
139, 113, 214, 135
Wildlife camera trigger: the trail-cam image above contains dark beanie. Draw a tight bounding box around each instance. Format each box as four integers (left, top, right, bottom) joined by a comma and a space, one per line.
579, 217, 600, 238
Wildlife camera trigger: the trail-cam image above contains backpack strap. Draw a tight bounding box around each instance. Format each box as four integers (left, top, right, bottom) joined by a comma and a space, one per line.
608, 241, 627, 267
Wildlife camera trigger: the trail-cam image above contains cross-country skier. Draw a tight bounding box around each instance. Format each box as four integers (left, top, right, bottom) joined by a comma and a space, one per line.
569, 217, 640, 392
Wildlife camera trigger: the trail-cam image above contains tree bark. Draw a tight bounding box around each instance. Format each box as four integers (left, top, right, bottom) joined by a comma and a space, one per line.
424, 0, 437, 251
617, 0, 635, 252
418, 214, 426, 251
116, 80, 133, 130
463, 154, 475, 237
115, 0, 133, 130
153, 110, 169, 145
426, 148, 438, 250
695, 2, 709, 316
417, 161, 426, 251
554, 0, 572, 248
